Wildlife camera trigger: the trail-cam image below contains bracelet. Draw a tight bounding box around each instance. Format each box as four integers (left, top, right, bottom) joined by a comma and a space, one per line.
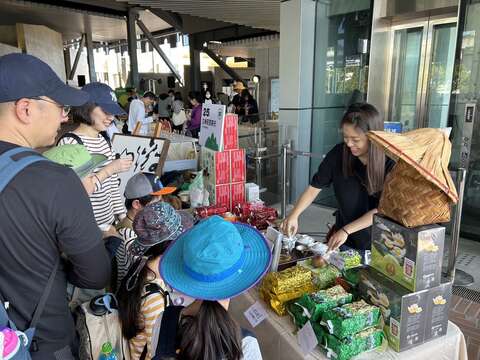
93, 174, 101, 184
341, 228, 350, 236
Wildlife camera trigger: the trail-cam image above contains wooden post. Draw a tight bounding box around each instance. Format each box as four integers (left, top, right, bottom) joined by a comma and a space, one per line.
132, 121, 142, 135
153, 122, 162, 138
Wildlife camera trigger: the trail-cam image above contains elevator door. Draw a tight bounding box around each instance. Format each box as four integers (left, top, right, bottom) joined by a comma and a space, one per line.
388, 18, 457, 131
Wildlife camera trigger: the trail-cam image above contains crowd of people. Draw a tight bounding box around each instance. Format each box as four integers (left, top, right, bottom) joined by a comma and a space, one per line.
0, 53, 268, 360
122, 81, 259, 139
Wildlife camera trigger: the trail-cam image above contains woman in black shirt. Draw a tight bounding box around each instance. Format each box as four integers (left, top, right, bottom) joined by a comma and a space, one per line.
281, 103, 394, 252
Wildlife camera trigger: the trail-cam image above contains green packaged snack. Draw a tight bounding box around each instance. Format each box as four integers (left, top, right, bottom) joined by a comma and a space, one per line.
322, 300, 381, 339
329, 250, 362, 271
296, 285, 353, 322
287, 302, 309, 329
298, 260, 341, 289
324, 327, 384, 360
312, 321, 326, 344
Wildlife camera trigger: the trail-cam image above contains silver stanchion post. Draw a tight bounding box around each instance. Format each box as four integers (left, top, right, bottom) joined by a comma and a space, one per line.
447, 168, 474, 286
281, 142, 290, 219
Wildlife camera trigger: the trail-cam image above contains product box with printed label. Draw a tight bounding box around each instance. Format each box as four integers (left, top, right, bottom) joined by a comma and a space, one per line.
204, 181, 230, 208
230, 148, 246, 183
200, 147, 230, 185
371, 214, 445, 292
223, 113, 239, 150
358, 267, 451, 352
231, 182, 246, 209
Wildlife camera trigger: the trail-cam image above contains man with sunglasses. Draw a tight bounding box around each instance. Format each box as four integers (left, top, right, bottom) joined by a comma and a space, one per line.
0, 53, 111, 359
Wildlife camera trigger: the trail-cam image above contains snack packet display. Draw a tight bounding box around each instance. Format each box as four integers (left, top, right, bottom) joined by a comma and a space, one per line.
323, 327, 384, 360
322, 300, 381, 339
298, 260, 341, 289
295, 285, 353, 322
259, 265, 317, 316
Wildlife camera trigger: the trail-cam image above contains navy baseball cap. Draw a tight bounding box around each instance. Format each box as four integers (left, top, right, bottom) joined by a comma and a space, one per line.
0, 53, 89, 105
82, 82, 126, 116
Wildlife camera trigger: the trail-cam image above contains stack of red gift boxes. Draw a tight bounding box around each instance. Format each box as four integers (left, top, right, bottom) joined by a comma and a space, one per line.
201, 114, 246, 210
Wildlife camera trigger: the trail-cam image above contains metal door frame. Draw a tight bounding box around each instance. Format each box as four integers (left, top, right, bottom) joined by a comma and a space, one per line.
386, 14, 457, 129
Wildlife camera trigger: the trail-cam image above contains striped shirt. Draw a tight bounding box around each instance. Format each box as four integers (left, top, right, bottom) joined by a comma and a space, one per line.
115, 225, 137, 291
130, 279, 166, 360
58, 134, 126, 226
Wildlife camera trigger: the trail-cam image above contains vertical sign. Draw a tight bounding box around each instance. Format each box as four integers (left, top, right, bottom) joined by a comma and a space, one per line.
199, 103, 226, 151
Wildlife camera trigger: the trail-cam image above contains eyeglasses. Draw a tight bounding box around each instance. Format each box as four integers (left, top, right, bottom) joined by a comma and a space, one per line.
30, 97, 71, 116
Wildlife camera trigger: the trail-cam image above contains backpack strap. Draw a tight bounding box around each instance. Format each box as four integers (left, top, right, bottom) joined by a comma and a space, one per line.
29, 256, 59, 329
143, 282, 171, 307
57, 132, 83, 146
152, 305, 183, 360
0, 147, 48, 193
99, 131, 112, 148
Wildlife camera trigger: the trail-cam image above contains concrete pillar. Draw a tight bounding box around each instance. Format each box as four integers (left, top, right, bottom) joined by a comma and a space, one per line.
189, 35, 201, 92
127, 7, 139, 89
279, 0, 317, 202
84, 18, 96, 83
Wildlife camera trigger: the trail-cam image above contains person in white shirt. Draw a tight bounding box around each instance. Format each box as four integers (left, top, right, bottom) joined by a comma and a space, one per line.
127, 91, 156, 134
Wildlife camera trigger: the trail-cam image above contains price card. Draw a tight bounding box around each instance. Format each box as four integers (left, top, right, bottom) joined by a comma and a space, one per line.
297, 321, 318, 355
244, 301, 268, 328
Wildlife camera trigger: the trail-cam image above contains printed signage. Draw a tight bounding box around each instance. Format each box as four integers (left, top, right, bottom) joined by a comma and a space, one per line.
199, 103, 226, 151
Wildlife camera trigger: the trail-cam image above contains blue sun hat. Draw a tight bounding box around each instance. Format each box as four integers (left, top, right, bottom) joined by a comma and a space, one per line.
160, 215, 272, 300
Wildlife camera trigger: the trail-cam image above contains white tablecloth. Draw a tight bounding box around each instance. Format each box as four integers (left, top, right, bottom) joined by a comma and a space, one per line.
229, 288, 467, 360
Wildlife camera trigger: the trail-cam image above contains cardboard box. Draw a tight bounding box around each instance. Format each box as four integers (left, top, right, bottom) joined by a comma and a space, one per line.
230, 148, 246, 183
204, 181, 230, 208
371, 215, 445, 292
223, 114, 239, 150
231, 182, 246, 209
201, 147, 230, 185
358, 267, 452, 352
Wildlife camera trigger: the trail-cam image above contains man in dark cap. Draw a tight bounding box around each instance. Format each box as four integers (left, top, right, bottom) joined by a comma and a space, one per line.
0, 53, 111, 359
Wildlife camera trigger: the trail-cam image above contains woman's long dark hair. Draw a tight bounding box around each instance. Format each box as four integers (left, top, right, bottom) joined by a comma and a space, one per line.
117, 242, 171, 340
340, 103, 385, 195
178, 301, 243, 360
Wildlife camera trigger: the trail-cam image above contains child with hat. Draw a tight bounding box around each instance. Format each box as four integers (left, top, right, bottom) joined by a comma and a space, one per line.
117, 202, 194, 360
158, 216, 271, 360
113, 173, 177, 292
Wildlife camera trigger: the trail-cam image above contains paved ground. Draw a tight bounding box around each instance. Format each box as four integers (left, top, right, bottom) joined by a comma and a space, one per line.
450, 295, 480, 360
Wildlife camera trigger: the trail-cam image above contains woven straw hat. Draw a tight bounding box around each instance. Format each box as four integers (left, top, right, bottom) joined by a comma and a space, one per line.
367, 128, 458, 203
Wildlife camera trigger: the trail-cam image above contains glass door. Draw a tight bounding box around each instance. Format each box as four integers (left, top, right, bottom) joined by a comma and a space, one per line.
387, 17, 457, 130
389, 26, 425, 131
424, 23, 457, 128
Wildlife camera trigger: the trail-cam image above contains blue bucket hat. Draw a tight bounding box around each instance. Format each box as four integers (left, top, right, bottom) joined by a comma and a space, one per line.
82, 82, 126, 116
160, 215, 272, 300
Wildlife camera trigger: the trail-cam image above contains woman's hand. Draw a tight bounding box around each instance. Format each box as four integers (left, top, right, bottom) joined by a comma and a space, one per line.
280, 215, 299, 237
106, 157, 133, 176
327, 228, 349, 252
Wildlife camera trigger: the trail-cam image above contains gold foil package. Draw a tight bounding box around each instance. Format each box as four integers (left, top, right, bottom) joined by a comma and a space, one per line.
259, 265, 317, 315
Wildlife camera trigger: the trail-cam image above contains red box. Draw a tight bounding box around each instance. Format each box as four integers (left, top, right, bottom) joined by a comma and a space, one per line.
204, 181, 230, 208
201, 147, 230, 185
231, 182, 246, 209
230, 148, 246, 183
223, 114, 239, 150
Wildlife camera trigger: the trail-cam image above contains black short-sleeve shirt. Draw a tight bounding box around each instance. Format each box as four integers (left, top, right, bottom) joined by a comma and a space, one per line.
311, 143, 394, 250
0, 141, 111, 359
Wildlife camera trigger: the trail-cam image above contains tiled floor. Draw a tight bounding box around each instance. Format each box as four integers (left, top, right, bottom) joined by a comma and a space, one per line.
449, 295, 480, 360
